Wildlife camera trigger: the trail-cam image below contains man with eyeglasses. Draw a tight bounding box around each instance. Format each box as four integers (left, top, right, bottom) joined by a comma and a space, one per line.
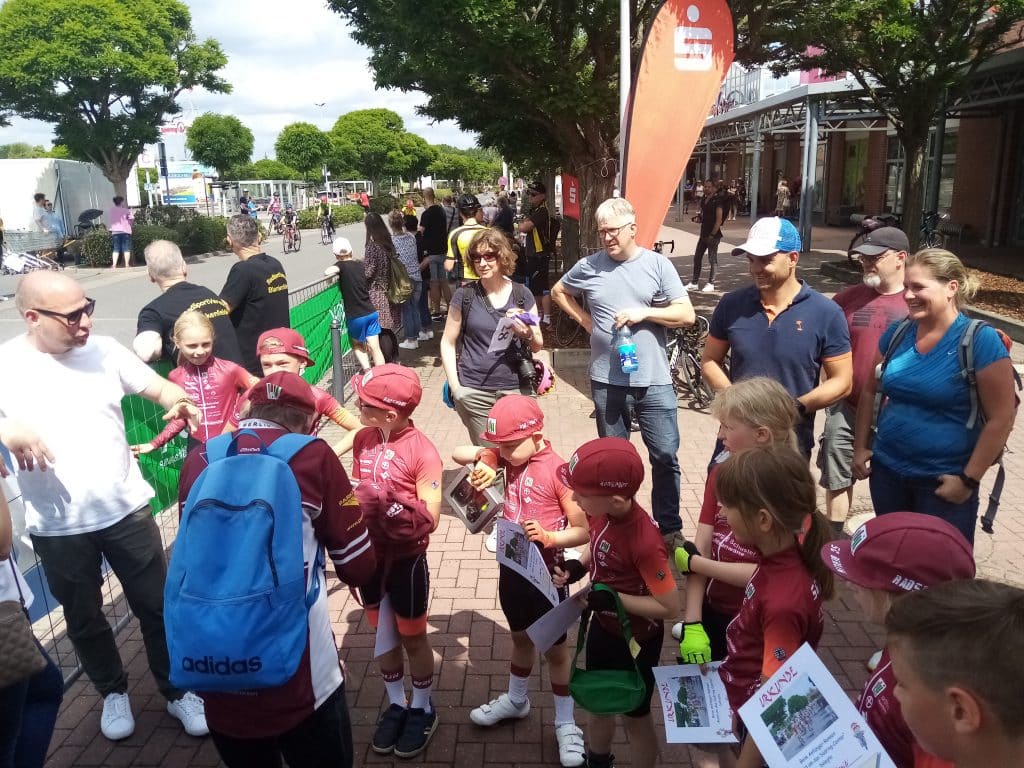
702, 217, 853, 459
0, 272, 210, 742
818, 226, 908, 535
551, 197, 695, 552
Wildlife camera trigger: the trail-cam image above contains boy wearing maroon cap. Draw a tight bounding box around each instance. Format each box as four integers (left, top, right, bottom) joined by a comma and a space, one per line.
885, 579, 1024, 768
349, 364, 444, 760
821, 513, 975, 768
553, 437, 680, 768
452, 395, 590, 767
225, 328, 362, 454
177, 371, 378, 767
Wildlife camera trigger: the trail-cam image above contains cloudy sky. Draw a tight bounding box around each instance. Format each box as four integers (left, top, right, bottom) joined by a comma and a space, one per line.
1, 0, 477, 161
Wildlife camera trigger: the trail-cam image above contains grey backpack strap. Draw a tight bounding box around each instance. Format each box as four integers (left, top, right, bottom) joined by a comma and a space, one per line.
957, 319, 984, 430
871, 318, 914, 441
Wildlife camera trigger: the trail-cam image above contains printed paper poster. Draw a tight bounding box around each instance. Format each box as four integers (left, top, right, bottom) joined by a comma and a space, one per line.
526, 588, 588, 654
653, 664, 737, 743
738, 644, 896, 768
495, 518, 559, 606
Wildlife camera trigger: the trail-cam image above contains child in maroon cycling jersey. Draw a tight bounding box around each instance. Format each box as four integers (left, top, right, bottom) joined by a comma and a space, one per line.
820, 513, 974, 768
714, 444, 834, 768
131, 310, 256, 455
553, 437, 680, 768
225, 327, 363, 454
452, 395, 590, 768
671, 377, 799, 661
349, 364, 443, 760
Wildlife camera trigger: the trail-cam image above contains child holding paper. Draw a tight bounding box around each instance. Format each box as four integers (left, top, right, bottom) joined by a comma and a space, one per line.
552, 437, 680, 768
821, 513, 974, 768
670, 377, 798, 662
885, 579, 1024, 768
452, 395, 590, 767
350, 365, 443, 760
714, 445, 834, 768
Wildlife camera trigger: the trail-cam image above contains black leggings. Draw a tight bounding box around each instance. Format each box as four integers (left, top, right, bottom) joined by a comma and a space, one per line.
692, 234, 721, 283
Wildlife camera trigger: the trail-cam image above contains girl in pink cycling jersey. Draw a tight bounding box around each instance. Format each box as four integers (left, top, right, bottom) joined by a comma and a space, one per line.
131, 311, 257, 455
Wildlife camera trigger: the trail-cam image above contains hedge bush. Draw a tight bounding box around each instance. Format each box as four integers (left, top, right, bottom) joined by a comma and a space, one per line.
297, 204, 365, 230
178, 216, 228, 255
368, 194, 398, 215
79, 225, 180, 266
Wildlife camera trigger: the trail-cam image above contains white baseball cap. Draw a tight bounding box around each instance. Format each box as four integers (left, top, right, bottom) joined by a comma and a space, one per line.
332, 236, 353, 256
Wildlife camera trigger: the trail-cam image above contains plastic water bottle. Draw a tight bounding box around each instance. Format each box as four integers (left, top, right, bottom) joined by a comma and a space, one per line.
616, 325, 639, 374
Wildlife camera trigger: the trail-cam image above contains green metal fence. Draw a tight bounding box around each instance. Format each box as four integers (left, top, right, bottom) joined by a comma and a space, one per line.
125, 277, 344, 512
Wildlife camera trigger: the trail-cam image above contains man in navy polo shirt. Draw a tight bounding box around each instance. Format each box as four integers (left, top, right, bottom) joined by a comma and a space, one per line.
701, 217, 852, 456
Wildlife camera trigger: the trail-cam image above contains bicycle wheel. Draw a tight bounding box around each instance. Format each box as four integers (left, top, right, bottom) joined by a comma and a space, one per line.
283, 231, 292, 254
553, 308, 581, 347
294, 228, 302, 252
321, 223, 331, 245
683, 353, 714, 409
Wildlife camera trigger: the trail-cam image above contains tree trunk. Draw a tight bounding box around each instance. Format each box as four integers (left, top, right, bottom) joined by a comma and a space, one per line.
562, 159, 616, 266
898, 132, 929, 252
99, 159, 132, 201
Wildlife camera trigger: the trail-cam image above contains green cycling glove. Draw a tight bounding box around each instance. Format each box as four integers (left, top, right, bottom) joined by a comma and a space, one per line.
678, 622, 711, 665
673, 541, 701, 573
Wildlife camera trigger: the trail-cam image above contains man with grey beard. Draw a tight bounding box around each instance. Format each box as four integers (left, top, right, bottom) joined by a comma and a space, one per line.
818, 226, 909, 534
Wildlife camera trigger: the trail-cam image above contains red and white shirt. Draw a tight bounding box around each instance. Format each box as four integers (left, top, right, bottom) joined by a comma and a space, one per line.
351, 422, 443, 556
228, 383, 360, 435
151, 357, 254, 447
177, 422, 377, 738
587, 502, 675, 641
720, 546, 824, 712
698, 462, 760, 617
502, 445, 573, 569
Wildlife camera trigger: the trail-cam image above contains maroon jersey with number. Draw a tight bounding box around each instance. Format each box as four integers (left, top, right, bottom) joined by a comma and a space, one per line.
858, 648, 914, 768
587, 503, 675, 641
719, 546, 824, 712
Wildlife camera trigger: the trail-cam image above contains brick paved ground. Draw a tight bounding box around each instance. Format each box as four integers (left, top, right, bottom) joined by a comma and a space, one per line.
43, 217, 1023, 767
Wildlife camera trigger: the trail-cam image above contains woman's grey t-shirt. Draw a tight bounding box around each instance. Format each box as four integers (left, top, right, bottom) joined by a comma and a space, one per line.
453, 282, 537, 391
559, 247, 687, 387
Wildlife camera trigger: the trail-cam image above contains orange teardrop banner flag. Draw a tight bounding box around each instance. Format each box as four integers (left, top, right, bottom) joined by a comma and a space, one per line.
622, 0, 734, 248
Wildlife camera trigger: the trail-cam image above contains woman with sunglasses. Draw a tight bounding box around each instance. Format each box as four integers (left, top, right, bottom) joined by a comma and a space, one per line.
439, 228, 544, 448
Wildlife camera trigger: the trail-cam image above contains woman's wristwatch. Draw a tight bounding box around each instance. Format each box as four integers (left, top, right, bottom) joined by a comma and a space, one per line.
957, 472, 980, 490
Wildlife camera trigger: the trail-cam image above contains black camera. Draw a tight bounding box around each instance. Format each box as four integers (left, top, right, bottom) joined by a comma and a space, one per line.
509, 338, 536, 395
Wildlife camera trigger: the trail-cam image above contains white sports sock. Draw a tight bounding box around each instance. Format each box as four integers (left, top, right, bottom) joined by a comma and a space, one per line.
385, 678, 407, 708
553, 694, 575, 726
411, 681, 433, 713
508, 673, 530, 706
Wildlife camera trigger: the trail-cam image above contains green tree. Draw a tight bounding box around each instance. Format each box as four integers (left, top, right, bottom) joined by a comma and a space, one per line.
328, 0, 635, 253
398, 132, 436, 185
0, 142, 48, 158
787, 694, 809, 715
275, 122, 331, 181
733, 0, 1024, 245
229, 158, 302, 181
761, 698, 789, 732
186, 113, 254, 179
0, 0, 229, 199
330, 108, 412, 192
428, 150, 474, 188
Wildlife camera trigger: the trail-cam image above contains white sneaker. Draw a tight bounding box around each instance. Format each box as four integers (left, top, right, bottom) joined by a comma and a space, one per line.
701, 282, 716, 293
684, 282, 699, 290
167, 691, 209, 736
671, 621, 684, 641
470, 693, 531, 726
484, 528, 498, 553
399, 339, 419, 350
418, 329, 434, 341
555, 723, 586, 767
101, 692, 135, 741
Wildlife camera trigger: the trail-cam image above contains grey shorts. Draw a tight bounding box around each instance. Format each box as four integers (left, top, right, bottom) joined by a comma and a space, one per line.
817, 401, 855, 491
428, 253, 447, 281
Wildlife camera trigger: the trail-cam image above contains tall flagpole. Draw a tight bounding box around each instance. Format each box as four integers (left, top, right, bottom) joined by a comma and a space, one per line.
619, 0, 630, 194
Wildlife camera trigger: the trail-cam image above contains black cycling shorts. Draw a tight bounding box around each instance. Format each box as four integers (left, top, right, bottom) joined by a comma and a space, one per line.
360, 553, 430, 620
498, 562, 569, 636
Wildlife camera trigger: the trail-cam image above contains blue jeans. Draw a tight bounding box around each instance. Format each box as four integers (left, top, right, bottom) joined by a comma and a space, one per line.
402, 282, 423, 341
0, 639, 64, 768
418, 268, 432, 325
869, 459, 979, 546
591, 381, 681, 534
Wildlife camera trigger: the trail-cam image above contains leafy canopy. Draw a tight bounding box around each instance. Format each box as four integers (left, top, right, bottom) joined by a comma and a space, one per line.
330, 108, 435, 189
275, 122, 332, 180
0, 0, 229, 193
186, 113, 254, 178
230, 158, 303, 181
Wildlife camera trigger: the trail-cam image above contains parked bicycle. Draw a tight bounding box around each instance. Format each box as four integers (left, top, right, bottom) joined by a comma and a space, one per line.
666, 314, 719, 409
653, 239, 675, 254
282, 223, 302, 254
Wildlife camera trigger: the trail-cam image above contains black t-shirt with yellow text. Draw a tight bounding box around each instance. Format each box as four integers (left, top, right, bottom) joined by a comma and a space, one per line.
220, 253, 290, 374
